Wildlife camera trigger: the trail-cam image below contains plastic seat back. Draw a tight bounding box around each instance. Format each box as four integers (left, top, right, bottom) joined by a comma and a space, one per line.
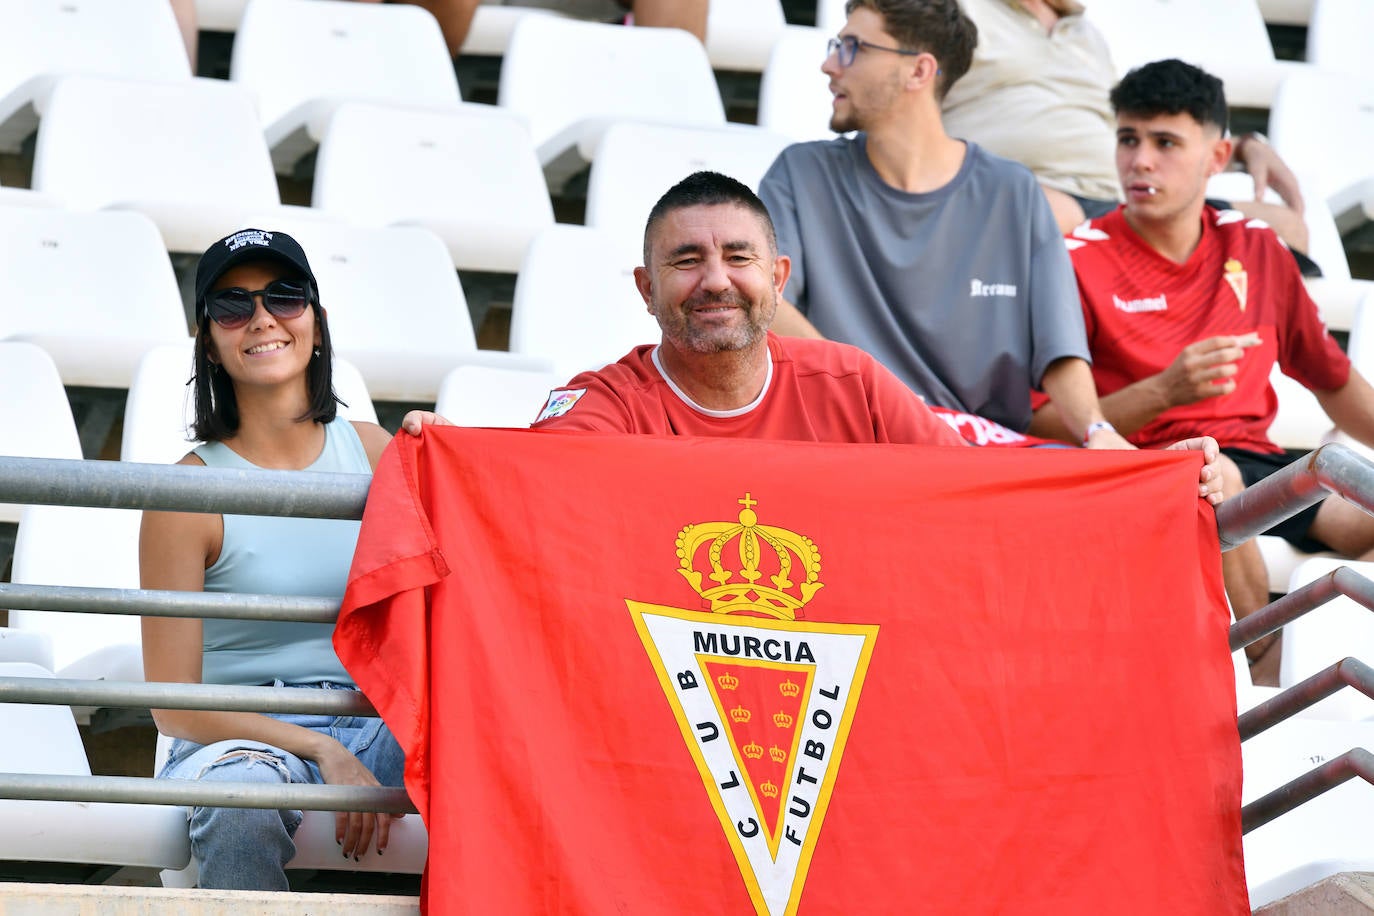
0, 342, 82, 524
510, 225, 661, 378
312, 101, 553, 273
0, 208, 189, 387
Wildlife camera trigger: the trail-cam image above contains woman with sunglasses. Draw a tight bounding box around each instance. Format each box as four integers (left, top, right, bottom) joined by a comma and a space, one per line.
139, 228, 403, 890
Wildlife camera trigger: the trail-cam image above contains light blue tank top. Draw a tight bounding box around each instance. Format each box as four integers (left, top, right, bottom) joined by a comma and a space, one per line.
194, 420, 372, 686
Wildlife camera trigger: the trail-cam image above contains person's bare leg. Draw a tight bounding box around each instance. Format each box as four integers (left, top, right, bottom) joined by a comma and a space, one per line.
1307, 496, 1374, 559
630, 0, 707, 42
1230, 200, 1310, 255
401, 0, 480, 56
169, 0, 198, 71
1041, 185, 1088, 235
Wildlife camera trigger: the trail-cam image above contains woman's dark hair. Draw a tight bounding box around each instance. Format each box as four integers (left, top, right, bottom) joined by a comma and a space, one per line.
190, 273, 340, 442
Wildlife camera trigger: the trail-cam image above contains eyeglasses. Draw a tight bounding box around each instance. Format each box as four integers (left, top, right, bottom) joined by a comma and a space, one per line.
204, 279, 311, 330
825, 35, 923, 68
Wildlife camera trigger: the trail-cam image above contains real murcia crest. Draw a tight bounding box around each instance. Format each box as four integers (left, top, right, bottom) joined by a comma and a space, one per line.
1223, 258, 1248, 312
628, 494, 878, 916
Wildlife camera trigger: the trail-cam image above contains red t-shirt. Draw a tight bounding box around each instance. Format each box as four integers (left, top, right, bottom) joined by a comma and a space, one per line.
532, 332, 967, 448
1065, 207, 1349, 452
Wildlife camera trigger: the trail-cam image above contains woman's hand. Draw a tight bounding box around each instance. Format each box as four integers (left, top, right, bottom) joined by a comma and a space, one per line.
314, 738, 404, 860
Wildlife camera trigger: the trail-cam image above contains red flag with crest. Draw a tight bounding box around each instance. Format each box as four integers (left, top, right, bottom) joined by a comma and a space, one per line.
336, 427, 1246, 915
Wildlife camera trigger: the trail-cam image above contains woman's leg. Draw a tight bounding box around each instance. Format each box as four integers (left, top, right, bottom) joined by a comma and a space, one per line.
161, 739, 315, 890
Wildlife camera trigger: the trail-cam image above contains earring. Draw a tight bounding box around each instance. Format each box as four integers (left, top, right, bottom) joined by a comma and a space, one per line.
313, 347, 321, 358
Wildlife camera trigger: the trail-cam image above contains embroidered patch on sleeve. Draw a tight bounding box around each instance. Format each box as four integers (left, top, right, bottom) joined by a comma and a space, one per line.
536, 388, 588, 421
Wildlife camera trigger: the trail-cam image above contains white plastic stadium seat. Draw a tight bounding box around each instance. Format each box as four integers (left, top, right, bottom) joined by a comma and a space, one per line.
0, 662, 190, 873
1243, 716, 1374, 907
0, 187, 55, 208
9, 506, 146, 715
120, 342, 379, 467
311, 101, 553, 274
231, 0, 461, 175
1083, 0, 1310, 110
510, 225, 661, 378
815, 0, 847, 33
498, 16, 726, 190
758, 26, 838, 144
195, 0, 249, 32
236, 218, 548, 400
461, 4, 571, 55
1306, 0, 1374, 80
435, 365, 566, 428
0, 0, 190, 154
1275, 558, 1374, 720
584, 121, 793, 267
30, 75, 282, 253
1272, 70, 1374, 238
151, 732, 427, 887
0, 343, 81, 525
705, 0, 787, 73
0, 208, 190, 388
1259, 0, 1316, 25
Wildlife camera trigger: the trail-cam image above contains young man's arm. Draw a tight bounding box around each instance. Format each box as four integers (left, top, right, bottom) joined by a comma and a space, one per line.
1029, 335, 1261, 441
1313, 369, 1374, 449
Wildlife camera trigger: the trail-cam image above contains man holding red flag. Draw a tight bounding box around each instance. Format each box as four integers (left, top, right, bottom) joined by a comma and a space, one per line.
355, 170, 1251, 914
402, 171, 1223, 495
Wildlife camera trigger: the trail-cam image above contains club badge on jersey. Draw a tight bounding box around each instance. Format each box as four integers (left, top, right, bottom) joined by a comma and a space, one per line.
536, 388, 587, 422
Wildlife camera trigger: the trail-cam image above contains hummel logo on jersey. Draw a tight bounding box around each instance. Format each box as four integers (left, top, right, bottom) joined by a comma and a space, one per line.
1113, 294, 1168, 313
969, 279, 1018, 298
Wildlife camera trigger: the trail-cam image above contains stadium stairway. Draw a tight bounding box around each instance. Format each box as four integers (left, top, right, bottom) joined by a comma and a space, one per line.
0, 884, 418, 913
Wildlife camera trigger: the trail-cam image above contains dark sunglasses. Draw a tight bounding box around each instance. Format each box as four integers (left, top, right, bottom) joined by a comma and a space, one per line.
204, 279, 312, 329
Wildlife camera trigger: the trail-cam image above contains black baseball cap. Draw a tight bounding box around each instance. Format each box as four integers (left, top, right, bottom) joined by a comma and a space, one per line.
194, 228, 319, 320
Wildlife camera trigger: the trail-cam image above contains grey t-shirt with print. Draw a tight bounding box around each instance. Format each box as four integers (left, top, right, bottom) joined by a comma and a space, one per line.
758, 136, 1089, 432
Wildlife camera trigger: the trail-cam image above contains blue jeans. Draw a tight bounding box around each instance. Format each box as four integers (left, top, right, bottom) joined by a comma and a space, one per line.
158, 681, 405, 890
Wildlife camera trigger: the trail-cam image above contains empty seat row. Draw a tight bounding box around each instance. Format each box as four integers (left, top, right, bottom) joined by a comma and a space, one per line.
0, 205, 687, 401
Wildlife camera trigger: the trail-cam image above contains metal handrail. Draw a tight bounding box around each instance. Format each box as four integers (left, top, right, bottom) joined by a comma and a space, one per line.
0, 456, 388, 817
1238, 658, 1374, 741
0, 583, 338, 623
1215, 443, 1374, 551
1242, 748, 1374, 833
0, 455, 369, 519
0, 678, 376, 717
1229, 566, 1374, 653
0, 774, 415, 814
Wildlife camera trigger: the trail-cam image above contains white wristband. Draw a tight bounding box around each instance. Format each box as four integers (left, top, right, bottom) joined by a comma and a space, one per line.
1083, 420, 1116, 445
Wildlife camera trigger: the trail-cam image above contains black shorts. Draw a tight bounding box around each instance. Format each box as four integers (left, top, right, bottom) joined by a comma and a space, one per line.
1222, 447, 1330, 552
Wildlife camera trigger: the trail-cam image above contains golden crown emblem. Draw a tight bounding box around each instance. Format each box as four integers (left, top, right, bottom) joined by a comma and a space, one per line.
779, 679, 800, 698
676, 493, 823, 619
744, 741, 764, 760
769, 745, 786, 764
717, 672, 739, 691
730, 704, 752, 724
773, 711, 794, 729
760, 780, 779, 800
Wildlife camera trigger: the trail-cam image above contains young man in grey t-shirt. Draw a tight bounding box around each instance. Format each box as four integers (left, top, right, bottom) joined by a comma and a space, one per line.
758, 0, 1129, 448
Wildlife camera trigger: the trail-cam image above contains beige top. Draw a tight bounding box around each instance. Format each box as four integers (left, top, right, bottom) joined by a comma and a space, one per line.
941, 0, 1122, 202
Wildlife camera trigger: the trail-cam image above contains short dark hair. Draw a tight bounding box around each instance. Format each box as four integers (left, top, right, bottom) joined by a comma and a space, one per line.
1109, 59, 1229, 133
642, 171, 777, 265
844, 0, 977, 100
190, 264, 340, 442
